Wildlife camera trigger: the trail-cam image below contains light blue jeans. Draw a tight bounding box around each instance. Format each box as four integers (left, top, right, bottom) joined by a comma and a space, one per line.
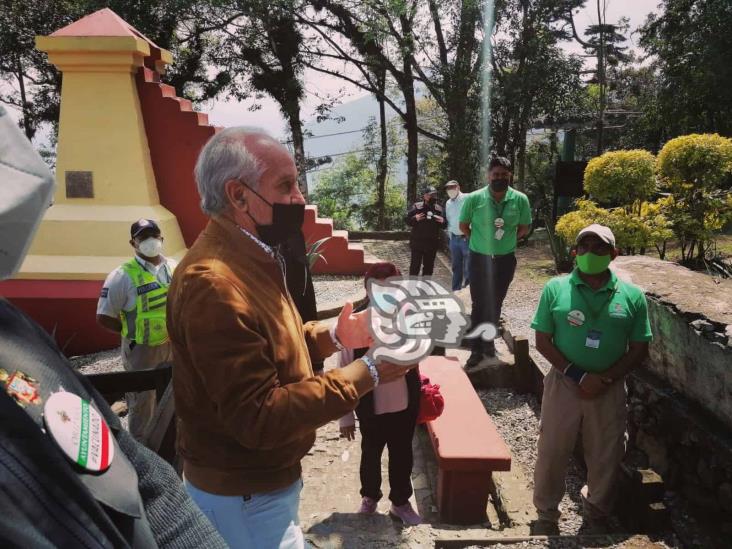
185, 477, 307, 549
449, 233, 471, 291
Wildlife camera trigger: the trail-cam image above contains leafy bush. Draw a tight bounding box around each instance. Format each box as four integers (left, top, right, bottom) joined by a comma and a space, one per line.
657, 133, 732, 192
555, 198, 672, 256
656, 133, 732, 262
584, 149, 656, 208
555, 200, 609, 243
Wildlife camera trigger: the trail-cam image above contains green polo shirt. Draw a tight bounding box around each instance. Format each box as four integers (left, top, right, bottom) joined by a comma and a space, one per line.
530, 269, 652, 373
459, 186, 532, 255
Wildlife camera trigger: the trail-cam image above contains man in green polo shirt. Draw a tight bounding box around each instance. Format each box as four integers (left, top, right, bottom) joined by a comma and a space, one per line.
459, 156, 531, 366
530, 224, 652, 534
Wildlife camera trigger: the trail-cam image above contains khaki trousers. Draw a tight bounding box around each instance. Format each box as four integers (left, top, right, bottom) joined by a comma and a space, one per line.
121, 339, 172, 441
533, 368, 627, 521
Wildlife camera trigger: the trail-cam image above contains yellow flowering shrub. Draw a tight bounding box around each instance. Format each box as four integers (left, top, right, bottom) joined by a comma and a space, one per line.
584, 149, 656, 206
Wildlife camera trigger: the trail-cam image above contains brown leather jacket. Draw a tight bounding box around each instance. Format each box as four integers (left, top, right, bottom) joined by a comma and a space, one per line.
167, 216, 359, 495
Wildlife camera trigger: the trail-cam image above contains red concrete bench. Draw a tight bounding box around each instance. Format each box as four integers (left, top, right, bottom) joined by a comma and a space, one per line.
419, 356, 512, 524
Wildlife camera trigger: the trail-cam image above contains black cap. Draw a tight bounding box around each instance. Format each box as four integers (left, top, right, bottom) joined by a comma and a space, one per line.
130, 219, 161, 238
421, 186, 437, 196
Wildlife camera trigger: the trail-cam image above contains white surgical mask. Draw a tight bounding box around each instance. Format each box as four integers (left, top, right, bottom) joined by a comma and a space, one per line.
138, 237, 163, 258
447, 189, 458, 199
0, 106, 56, 280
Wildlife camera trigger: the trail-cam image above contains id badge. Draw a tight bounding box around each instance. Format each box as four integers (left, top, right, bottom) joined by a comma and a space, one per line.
585, 329, 601, 349
495, 228, 505, 240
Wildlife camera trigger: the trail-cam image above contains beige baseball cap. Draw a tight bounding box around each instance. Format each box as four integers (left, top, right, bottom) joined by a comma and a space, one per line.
576, 224, 616, 247
445, 180, 459, 188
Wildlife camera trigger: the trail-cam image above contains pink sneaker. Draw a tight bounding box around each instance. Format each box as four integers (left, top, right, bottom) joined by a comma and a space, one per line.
389, 502, 422, 526
358, 496, 377, 514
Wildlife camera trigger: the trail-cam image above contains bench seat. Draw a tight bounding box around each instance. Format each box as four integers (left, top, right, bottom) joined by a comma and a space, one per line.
420, 356, 512, 524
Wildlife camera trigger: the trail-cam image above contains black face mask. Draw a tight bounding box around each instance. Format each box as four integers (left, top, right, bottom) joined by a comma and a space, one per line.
241, 182, 305, 246
490, 178, 510, 193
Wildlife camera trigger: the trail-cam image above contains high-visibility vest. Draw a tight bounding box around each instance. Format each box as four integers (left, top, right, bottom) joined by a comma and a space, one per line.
119, 259, 172, 346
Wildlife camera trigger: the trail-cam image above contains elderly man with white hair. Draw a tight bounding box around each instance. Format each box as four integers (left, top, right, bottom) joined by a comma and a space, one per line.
166, 127, 416, 548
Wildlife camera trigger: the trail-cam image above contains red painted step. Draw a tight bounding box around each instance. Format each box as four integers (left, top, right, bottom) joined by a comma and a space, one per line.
138, 63, 373, 275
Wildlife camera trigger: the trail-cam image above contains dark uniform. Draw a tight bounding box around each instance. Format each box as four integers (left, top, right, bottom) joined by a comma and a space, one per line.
406, 187, 446, 276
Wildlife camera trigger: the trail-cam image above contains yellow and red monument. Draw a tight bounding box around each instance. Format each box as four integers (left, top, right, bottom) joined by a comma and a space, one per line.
0, 8, 371, 355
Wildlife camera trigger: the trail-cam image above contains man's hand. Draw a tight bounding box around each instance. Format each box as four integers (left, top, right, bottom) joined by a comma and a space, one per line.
415, 212, 426, 221
579, 373, 609, 399
434, 215, 445, 223
340, 425, 356, 441
376, 361, 418, 384
335, 302, 372, 349
459, 222, 471, 239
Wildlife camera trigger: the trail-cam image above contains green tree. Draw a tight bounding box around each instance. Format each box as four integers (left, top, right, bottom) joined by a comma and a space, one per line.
605, 62, 665, 153
640, 0, 732, 137
568, 3, 630, 154
311, 151, 406, 231
0, 0, 227, 141
490, 0, 586, 185
0, 0, 79, 140
205, 0, 311, 198
362, 115, 405, 228
310, 155, 372, 230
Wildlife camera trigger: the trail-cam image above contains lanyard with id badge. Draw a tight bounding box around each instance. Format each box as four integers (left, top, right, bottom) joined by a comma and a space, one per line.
492, 199, 507, 240
575, 282, 617, 349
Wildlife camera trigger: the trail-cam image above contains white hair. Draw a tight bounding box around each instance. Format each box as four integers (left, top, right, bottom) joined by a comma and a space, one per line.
194, 126, 270, 216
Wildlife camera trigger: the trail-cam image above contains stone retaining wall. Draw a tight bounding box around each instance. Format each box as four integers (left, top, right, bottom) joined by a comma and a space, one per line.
612, 256, 732, 427
611, 256, 732, 528
627, 370, 732, 529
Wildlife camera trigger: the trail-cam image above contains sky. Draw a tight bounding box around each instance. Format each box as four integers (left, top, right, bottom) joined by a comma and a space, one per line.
205, 0, 663, 140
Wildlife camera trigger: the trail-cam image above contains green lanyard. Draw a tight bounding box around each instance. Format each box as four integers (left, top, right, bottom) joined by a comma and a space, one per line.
575, 282, 618, 328
491, 198, 507, 220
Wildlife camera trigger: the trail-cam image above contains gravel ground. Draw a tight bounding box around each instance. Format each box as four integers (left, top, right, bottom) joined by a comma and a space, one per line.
465, 537, 672, 548
477, 388, 596, 537
477, 391, 668, 544
72, 348, 122, 374
312, 274, 363, 307
501, 245, 555, 373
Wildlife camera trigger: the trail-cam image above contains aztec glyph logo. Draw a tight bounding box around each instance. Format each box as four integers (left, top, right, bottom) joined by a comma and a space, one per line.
366, 276, 497, 365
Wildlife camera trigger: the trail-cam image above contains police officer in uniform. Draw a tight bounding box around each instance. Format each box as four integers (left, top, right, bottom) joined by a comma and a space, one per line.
0, 105, 225, 547
406, 186, 445, 276
97, 219, 177, 441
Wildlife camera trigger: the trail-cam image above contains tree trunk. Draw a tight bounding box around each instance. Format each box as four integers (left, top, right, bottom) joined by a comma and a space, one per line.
404, 88, 419, 204
596, 0, 606, 155
399, 12, 419, 204
285, 101, 308, 201
376, 68, 388, 230
15, 56, 33, 141
442, 0, 479, 190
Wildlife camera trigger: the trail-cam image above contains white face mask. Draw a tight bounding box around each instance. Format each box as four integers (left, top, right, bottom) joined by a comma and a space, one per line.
447, 189, 458, 199
0, 106, 56, 280
138, 237, 163, 258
